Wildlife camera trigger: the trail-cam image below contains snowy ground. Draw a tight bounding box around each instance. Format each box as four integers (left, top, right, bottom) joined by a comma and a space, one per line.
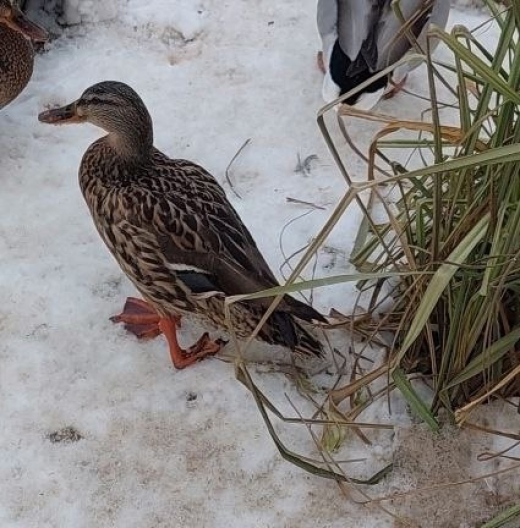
1, 1, 519, 527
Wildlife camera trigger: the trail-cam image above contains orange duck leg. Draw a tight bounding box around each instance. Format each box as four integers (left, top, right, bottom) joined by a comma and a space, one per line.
317, 50, 326, 74
110, 297, 166, 339
159, 318, 225, 370
382, 75, 408, 100
111, 297, 223, 369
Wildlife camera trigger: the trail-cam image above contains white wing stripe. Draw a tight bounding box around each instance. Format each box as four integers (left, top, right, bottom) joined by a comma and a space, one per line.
166, 263, 209, 274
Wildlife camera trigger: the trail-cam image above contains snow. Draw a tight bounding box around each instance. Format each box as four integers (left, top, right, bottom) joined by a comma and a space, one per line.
0, 1, 518, 527
61, 0, 119, 25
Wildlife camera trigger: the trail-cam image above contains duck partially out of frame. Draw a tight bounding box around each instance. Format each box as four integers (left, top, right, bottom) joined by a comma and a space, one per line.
0, 0, 47, 110
317, 0, 451, 108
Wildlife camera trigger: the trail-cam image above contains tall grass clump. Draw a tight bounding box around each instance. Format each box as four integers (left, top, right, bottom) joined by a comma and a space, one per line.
224, 1, 520, 511
337, 0, 520, 422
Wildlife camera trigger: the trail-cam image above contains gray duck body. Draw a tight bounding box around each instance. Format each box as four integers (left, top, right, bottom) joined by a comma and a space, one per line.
317, 0, 451, 105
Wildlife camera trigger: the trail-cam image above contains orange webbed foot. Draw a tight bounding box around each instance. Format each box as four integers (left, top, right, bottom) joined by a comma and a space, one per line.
110, 297, 180, 340
159, 318, 226, 370
110, 299, 222, 369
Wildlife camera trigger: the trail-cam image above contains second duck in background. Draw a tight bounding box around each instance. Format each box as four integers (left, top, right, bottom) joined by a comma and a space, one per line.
317, 0, 451, 108
0, 0, 47, 110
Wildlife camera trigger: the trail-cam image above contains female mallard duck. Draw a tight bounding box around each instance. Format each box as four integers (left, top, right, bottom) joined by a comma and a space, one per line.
38, 81, 325, 369
317, 0, 450, 108
0, 0, 47, 110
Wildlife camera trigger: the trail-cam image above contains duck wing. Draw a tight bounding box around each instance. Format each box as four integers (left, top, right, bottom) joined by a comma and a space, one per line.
336, 0, 387, 70
120, 153, 325, 324
375, 0, 450, 70
326, 0, 449, 75
317, 0, 339, 45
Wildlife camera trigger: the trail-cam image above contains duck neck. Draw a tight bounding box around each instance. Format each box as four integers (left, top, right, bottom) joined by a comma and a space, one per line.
101, 105, 155, 163
107, 126, 154, 163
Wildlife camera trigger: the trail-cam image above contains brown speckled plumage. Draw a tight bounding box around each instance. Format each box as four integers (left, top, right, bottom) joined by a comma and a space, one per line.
0, 23, 33, 109
0, 0, 47, 109
43, 81, 324, 357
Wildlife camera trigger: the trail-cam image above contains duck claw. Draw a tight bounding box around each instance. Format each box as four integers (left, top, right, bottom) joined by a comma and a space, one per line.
185, 333, 227, 357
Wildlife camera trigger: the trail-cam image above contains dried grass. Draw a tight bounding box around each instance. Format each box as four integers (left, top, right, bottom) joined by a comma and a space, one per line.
224, 1, 520, 525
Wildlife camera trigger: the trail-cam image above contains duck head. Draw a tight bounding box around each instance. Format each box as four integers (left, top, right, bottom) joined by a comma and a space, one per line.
0, 0, 48, 42
38, 81, 154, 160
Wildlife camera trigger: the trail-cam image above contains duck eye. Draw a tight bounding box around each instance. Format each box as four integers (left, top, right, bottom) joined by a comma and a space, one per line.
82, 96, 105, 106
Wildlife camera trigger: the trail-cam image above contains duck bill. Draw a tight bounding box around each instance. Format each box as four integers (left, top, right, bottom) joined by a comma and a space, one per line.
38, 102, 85, 125
5, 7, 48, 42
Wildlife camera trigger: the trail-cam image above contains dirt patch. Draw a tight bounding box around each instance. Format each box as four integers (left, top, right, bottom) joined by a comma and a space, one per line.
47, 426, 83, 444
389, 425, 504, 528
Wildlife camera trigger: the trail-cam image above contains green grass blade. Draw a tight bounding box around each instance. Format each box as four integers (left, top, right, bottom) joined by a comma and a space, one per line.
377, 144, 520, 186
431, 27, 520, 104
443, 325, 520, 390
227, 271, 428, 304
392, 368, 439, 431
480, 504, 520, 528
393, 214, 490, 368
